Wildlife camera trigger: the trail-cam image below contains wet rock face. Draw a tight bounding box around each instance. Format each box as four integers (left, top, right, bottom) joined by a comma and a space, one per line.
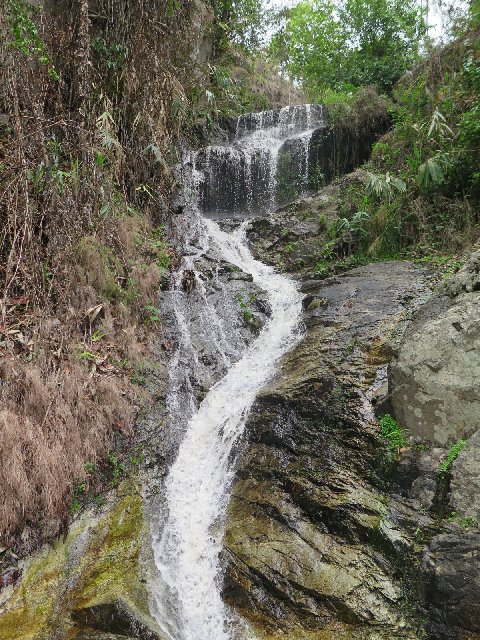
308, 113, 389, 184
159, 235, 272, 462
225, 214, 480, 640
224, 262, 431, 638
195, 105, 327, 217
218, 105, 325, 142
194, 146, 275, 216
423, 533, 480, 638
0, 487, 163, 640
245, 171, 366, 276
73, 600, 160, 639
390, 292, 480, 446
73, 633, 138, 640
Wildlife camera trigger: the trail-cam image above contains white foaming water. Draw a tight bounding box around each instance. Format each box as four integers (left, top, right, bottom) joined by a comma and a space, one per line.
193, 104, 325, 216
151, 104, 321, 640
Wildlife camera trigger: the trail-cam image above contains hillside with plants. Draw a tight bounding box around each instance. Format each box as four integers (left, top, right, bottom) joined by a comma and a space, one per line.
0, 1, 480, 640
266, 0, 480, 270
0, 0, 302, 554
0, 0, 275, 549
327, 17, 480, 264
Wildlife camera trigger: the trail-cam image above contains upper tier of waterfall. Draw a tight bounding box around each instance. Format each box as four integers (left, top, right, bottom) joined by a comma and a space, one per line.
191, 104, 325, 217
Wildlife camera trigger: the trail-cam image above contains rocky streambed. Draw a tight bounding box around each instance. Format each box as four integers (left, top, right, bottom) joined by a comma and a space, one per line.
224, 260, 431, 640
1, 130, 480, 639
222, 196, 480, 640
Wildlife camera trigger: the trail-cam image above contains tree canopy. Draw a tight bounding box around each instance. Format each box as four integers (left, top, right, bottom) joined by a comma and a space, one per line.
210, 0, 266, 49
269, 0, 428, 97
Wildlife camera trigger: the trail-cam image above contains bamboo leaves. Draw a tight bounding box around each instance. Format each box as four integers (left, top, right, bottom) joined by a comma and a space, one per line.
417, 153, 454, 189
365, 171, 407, 201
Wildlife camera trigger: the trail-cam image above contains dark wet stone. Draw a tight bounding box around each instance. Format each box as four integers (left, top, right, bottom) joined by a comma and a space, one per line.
73, 600, 161, 640
422, 533, 480, 637
224, 261, 433, 638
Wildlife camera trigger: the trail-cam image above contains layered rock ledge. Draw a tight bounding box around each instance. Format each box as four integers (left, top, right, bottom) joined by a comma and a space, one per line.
224, 261, 432, 639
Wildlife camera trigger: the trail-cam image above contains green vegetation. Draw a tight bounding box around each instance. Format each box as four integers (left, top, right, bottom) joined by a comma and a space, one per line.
210, 0, 265, 50
91, 329, 107, 342
108, 452, 126, 487
76, 350, 96, 363
310, 3, 480, 272
448, 512, 478, 529
91, 35, 129, 73
143, 304, 161, 323
130, 445, 145, 466
70, 482, 86, 516
360, 35, 480, 256
269, 0, 427, 98
84, 462, 96, 475
130, 372, 147, 386
256, 1, 480, 275
439, 440, 467, 480
8, 0, 59, 80
379, 414, 406, 456
237, 291, 255, 323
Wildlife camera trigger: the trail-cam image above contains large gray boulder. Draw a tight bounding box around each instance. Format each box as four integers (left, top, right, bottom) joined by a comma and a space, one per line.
443, 249, 480, 296
390, 292, 480, 446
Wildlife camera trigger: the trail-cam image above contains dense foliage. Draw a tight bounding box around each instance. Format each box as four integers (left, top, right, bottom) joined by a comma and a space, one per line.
269, 0, 428, 97
314, 0, 480, 273
210, 0, 265, 49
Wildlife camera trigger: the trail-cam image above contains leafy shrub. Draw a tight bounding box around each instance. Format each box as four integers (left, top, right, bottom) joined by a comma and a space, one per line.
439, 440, 467, 480
365, 171, 406, 201
8, 0, 59, 79
379, 414, 406, 455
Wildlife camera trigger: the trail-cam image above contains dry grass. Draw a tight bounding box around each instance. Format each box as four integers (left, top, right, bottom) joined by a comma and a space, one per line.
0, 360, 133, 543
0, 210, 170, 545
0, 0, 200, 546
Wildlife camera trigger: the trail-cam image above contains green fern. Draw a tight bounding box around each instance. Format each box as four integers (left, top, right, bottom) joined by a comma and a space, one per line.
439, 440, 467, 480
379, 414, 406, 455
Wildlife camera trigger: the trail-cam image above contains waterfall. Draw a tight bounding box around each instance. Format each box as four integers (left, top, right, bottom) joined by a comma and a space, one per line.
150, 104, 323, 640
194, 104, 325, 216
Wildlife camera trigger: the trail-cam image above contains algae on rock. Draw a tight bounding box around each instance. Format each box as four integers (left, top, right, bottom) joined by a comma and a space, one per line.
0, 483, 161, 640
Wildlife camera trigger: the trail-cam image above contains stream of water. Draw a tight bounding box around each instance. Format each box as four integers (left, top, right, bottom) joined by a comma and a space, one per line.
150, 105, 324, 640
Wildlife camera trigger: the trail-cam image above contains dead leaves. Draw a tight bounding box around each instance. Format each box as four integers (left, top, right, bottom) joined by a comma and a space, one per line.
3, 329, 34, 351
85, 303, 103, 324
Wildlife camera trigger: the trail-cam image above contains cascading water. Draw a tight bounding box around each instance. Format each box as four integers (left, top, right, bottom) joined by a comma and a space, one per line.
150, 105, 324, 640
194, 103, 325, 216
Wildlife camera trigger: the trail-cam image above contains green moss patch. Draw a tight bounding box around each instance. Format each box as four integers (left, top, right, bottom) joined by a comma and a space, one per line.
0, 483, 153, 640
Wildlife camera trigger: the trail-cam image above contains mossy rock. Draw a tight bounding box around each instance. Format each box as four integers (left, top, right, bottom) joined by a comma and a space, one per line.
72, 633, 137, 640
0, 483, 161, 640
